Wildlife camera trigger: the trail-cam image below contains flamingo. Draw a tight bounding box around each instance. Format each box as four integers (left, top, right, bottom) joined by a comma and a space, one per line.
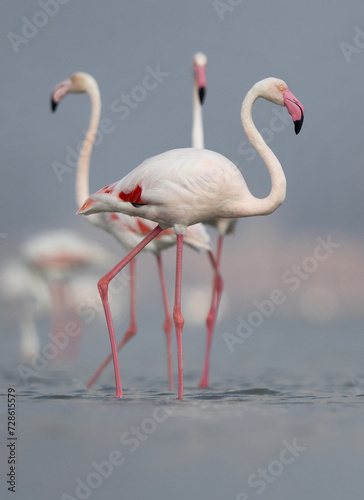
78, 77, 304, 399
192, 52, 233, 388
0, 260, 46, 362
0, 259, 111, 363
192, 52, 223, 387
51, 72, 212, 389
192, 52, 207, 149
20, 229, 112, 359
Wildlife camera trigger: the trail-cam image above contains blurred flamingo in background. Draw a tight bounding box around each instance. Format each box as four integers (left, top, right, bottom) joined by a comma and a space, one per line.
20, 229, 112, 360
51, 72, 213, 389
0, 260, 46, 362
192, 52, 237, 388
0, 256, 112, 364
191, 52, 207, 150
78, 77, 304, 399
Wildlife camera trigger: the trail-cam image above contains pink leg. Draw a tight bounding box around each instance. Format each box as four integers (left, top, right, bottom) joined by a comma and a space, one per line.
87, 258, 137, 389
173, 235, 185, 400
97, 225, 163, 398
156, 254, 174, 390
63, 281, 83, 360
48, 281, 63, 340
199, 236, 224, 388
48, 281, 69, 361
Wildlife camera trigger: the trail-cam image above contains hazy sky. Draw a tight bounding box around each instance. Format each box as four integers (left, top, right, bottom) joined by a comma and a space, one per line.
1, 0, 363, 248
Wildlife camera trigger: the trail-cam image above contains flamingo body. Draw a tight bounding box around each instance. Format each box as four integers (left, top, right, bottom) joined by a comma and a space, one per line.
82, 147, 265, 225
22, 229, 111, 279
78, 77, 304, 399
100, 211, 211, 254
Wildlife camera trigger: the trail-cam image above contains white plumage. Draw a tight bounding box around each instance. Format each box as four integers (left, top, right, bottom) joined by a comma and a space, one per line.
78, 77, 304, 399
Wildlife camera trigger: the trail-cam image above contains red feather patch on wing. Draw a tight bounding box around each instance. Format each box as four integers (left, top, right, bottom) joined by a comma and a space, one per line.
136, 221, 174, 240
136, 219, 153, 234
119, 184, 144, 205
96, 181, 118, 195
158, 228, 174, 237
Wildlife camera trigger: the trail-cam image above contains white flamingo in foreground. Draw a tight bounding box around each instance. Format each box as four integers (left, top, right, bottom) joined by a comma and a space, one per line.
78, 77, 304, 399
51, 72, 212, 389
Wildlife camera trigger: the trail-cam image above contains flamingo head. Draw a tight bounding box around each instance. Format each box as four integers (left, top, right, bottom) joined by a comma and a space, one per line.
51, 72, 98, 112
259, 77, 304, 134
193, 52, 207, 105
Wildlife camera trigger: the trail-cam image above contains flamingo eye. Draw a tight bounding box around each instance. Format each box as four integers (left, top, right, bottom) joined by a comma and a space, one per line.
279, 85, 285, 92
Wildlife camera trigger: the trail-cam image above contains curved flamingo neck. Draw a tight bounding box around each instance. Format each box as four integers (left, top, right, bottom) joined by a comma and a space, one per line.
192, 80, 204, 148
240, 85, 286, 216
76, 82, 101, 209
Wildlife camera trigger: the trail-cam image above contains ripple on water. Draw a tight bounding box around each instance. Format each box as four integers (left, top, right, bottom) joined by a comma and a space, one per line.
2, 365, 364, 409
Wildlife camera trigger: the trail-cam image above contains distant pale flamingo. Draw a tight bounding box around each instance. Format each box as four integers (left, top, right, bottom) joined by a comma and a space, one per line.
192, 52, 237, 388
0, 260, 46, 362
78, 77, 304, 399
192, 52, 207, 149
51, 72, 212, 389
21, 229, 112, 359
0, 259, 110, 363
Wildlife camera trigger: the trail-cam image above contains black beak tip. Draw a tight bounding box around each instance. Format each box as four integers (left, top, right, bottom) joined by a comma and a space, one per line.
294, 115, 304, 135
198, 86, 206, 105
51, 97, 58, 112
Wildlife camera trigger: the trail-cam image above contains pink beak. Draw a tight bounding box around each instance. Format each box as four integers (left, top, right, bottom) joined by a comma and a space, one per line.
194, 65, 207, 104
51, 78, 72, 112
282, 89, 304, 134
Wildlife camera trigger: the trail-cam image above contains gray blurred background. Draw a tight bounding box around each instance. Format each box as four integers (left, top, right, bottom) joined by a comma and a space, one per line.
0, 0, 363, 356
